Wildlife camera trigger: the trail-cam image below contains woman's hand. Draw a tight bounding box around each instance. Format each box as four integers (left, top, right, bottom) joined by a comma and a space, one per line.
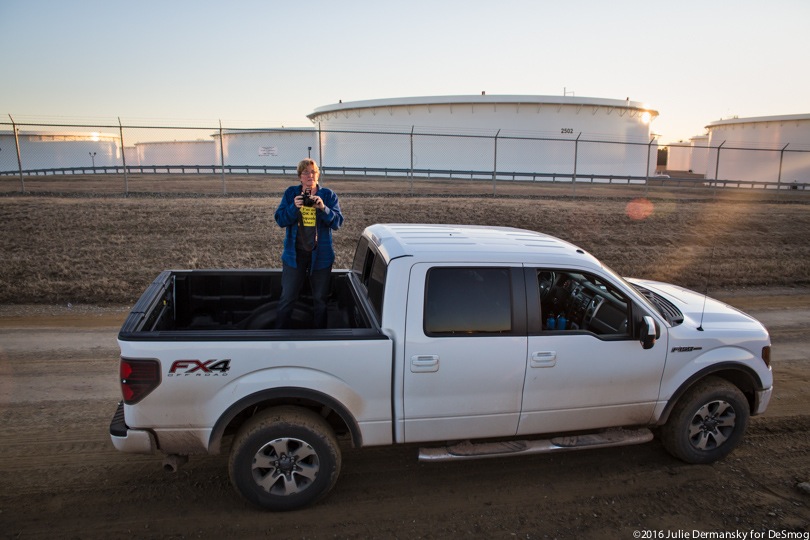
310, 195, 325, 210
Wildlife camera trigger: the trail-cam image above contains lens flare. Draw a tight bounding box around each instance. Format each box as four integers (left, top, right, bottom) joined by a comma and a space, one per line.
626, 198, 654, 220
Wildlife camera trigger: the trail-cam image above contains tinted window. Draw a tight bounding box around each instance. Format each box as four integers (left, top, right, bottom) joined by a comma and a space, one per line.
351, 237, 370, 277
351, 236, 386, 320
367, 255, 386, 319
424, 268, 512, 335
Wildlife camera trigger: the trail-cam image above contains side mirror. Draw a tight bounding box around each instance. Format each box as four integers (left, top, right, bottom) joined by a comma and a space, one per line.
640, 315, 658, 350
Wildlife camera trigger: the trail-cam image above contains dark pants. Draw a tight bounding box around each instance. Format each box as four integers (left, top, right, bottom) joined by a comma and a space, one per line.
276, 252, 332, 329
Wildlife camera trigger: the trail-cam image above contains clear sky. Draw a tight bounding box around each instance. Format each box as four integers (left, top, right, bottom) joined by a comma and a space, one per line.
1, 0, 807, 143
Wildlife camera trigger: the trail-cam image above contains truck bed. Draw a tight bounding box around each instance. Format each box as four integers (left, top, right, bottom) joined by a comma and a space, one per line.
119, 269, 380, 340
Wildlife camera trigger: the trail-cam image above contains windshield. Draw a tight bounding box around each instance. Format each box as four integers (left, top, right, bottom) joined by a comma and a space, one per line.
594, 262, 683, 326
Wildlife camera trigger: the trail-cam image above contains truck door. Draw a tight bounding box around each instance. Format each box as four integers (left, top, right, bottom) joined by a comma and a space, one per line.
517, 267, 667, 436
402, 264, 528, 443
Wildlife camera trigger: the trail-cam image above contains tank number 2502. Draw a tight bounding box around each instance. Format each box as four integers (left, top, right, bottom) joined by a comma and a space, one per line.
561, 128, 574, 134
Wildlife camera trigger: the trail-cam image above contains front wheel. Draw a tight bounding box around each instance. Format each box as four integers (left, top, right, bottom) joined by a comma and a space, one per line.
660, 377, 750, 464
228, 406, 341, 511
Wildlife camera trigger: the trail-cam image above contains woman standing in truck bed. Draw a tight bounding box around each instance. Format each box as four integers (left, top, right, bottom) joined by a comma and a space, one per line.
274, 158, 344, 329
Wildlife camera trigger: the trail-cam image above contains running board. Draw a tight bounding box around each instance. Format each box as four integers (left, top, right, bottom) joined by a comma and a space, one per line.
418, 428, 654, 462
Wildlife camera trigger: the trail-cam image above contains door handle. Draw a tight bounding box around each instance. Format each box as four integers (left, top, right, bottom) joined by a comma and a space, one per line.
530, 351, 557, 368
411, 355, 439, 373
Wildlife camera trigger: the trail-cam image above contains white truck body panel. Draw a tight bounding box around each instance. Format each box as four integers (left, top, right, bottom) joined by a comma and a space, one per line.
519, 333, 668, 434
119, 337, 394, 453
402, 262, 528, 442
628, 279, 773, 416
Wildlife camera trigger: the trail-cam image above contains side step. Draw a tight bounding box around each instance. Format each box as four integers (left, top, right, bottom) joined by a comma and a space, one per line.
418, 428, 654, 462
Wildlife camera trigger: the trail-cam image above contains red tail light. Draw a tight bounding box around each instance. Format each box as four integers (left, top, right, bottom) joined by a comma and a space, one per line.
120, 358, 161, 404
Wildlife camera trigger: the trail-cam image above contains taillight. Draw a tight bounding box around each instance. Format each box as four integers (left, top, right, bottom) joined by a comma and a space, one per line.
120, 358, 161, 404
761, 346, 771, 368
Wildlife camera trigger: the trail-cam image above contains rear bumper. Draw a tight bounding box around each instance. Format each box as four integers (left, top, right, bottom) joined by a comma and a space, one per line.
109, 401, 156, 454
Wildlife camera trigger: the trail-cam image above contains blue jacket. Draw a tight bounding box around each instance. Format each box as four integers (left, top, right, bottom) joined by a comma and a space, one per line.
274, 185, 343, 270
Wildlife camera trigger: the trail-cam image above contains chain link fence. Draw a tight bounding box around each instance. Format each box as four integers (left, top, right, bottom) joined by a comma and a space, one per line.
2, 118, 808, 196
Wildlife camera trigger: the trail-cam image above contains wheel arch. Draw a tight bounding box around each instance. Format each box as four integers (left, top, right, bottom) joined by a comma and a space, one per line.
656, 362, 764, 426
208, 387, 362, 454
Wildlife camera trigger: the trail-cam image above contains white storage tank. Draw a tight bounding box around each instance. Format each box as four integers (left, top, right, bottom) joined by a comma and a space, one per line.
666, 140, 692, 171
135, 140, 216, 167
307, 95, 659, 178
0, 130, 120, 172
688, 135, 710, 176
213, 128, 318, 169
123, 146, 139, 167
705, 114, 810, 184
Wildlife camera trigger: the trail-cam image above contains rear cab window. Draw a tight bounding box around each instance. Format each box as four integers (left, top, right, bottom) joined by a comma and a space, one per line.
352, 236, 387, 321
423, 267, 523, 336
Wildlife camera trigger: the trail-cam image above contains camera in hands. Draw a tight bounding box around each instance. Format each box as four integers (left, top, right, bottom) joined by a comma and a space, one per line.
302, 189, 315, 207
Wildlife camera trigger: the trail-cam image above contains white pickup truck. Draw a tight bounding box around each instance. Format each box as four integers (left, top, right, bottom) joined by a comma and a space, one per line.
110, 224, 773, 511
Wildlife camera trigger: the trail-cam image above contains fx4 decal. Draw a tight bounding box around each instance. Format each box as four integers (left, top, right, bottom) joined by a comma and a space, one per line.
168, 359, 231, 376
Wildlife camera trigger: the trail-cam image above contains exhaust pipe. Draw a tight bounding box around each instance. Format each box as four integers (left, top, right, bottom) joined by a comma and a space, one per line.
163, 454, 188, 473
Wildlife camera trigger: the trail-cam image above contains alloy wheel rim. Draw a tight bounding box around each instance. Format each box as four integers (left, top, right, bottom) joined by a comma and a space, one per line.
687, 399, 737, 451
251, 437, 320, 496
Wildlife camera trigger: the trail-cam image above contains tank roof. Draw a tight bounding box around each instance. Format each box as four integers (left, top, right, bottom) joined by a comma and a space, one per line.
309, 94, 657, 119
0, 130, 119, 139
218, 128, 316, 135
706, 113, 810, 129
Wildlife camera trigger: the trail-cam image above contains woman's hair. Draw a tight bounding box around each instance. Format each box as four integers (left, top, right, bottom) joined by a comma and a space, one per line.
297, 158, 319, 176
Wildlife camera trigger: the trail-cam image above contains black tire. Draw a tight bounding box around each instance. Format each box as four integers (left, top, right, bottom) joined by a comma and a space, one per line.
228, 406, 341, 511
660, 376, 750, 464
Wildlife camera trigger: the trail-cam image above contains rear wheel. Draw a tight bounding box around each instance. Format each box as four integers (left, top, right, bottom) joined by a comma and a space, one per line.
660, 377, 749, 464
228, 406, 341, 511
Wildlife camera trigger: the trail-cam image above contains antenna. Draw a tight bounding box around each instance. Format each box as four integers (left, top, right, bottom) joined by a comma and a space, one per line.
697, 246, 715, 331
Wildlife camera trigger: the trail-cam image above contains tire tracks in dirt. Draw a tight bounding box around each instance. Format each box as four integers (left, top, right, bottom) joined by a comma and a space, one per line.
0, 296, 807, 538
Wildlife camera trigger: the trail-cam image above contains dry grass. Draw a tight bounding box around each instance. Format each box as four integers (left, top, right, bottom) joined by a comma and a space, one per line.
1, 175, 809, 305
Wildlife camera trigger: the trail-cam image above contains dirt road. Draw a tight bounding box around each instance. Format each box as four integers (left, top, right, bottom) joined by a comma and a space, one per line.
1, 290, 808, 539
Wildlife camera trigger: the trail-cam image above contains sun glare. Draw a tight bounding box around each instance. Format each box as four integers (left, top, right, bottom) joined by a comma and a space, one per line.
626, 197, 654, 220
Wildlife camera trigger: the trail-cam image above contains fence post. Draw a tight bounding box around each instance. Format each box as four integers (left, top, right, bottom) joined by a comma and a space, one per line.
409, 126, 414, 195
8, 114, 25, 192
318, 122, 323, 171
645, 137, 655, 197
777, 143, 789, 194
492, 129, 500, 196
713, 140, 725, 197
219, 120, 226, 194
572, 132, 581, 196
118, 117, 128, 196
